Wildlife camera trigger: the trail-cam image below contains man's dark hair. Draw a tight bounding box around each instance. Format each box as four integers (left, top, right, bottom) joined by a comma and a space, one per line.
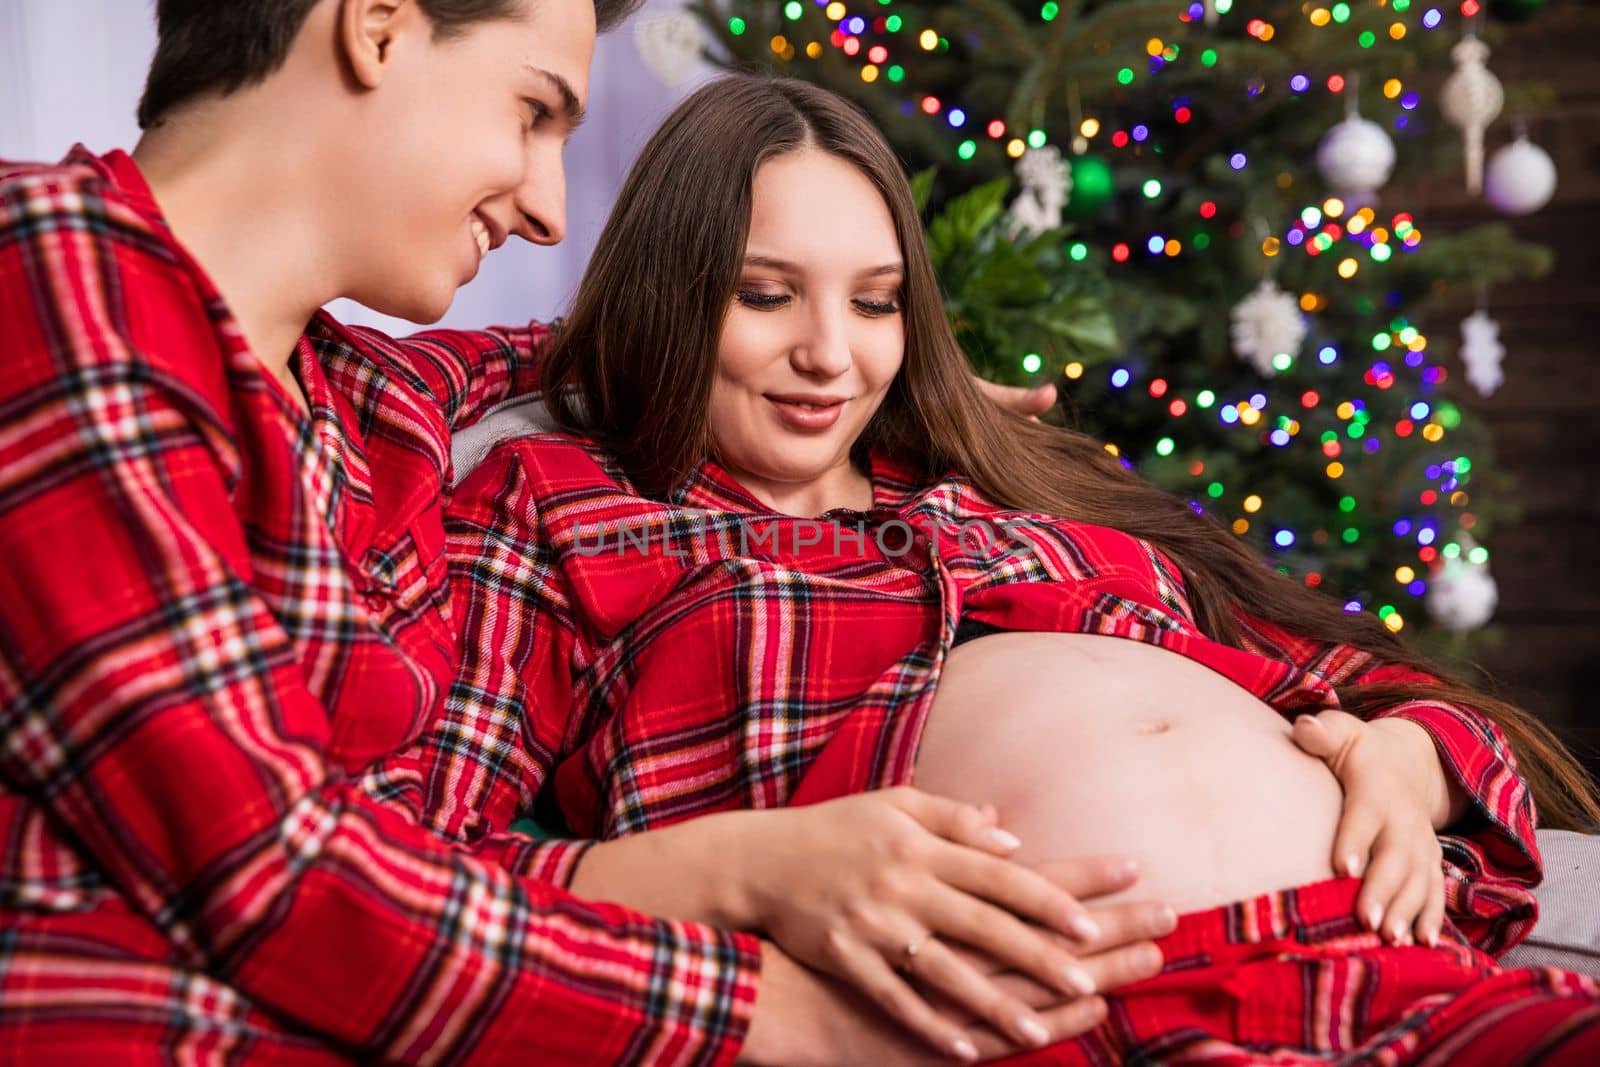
137, 0, 639, 129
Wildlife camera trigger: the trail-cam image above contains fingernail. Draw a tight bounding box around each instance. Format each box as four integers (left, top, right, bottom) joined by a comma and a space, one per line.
1365, 906, 1382, 931
1156, 905, 1178, 934
1425, 930, 1439, 948
1018, 1018, 1051, 1047
951, 1036, 979, 1062
983, 827, 1022, 851
1389, 922, 1406, 944
1068, 912, 1101, 941
1064, 964, 1096, 996
1140, 945, 1165, 972
1344, 854, 1363, 878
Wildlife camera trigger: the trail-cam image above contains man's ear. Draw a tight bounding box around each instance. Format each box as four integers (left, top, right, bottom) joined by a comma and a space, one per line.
338, 0, 416, 90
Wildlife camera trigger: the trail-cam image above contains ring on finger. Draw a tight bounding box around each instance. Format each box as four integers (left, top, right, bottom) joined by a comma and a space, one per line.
896, 932, 935, 973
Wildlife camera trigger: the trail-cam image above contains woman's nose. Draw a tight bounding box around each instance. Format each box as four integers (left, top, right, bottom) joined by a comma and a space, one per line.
789, 312, 853, 378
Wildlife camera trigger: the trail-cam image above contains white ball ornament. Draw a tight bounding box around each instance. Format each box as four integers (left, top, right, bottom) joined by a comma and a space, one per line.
1316, 113, 1396, 207
1484, 135, 1557, 216
1426, 552, 1499, 633
634, 11, 705, 88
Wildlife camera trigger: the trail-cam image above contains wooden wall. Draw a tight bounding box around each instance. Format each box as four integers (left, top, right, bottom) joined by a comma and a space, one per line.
1395, 0, 1600, 782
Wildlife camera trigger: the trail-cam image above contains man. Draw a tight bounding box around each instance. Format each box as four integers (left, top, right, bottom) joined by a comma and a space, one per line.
0, 1, 1162, 1061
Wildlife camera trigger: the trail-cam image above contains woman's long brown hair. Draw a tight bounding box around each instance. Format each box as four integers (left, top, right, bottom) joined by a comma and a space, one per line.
541, 74, 1600, 832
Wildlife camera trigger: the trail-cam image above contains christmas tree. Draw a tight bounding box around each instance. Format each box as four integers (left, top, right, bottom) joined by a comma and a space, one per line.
685, 0, 1561, 662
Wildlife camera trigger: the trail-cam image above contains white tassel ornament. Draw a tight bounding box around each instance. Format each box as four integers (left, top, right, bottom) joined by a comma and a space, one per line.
1439, 37, 1504, 194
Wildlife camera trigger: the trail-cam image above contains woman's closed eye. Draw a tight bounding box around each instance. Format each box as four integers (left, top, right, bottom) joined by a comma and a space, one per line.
734, 290, 902, 316
854, 295, 901, 316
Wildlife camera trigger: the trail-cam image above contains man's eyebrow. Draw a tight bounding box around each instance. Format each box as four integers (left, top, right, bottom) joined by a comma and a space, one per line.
524, 65, 587, 132
743, 255, 904, 278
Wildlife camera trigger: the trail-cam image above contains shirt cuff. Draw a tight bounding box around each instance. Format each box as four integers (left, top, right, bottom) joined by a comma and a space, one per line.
511, 836, 598, 889
1377, 701, 1538, 868
648, 921, 764, 1067
1377, 701, 1542, 955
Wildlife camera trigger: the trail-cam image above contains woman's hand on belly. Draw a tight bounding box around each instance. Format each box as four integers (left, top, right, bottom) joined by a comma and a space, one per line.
1292, 709, 1452, 947
917, 632, 1348, 914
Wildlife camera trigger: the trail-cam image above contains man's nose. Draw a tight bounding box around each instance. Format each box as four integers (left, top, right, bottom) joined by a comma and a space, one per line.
509, 152, 568, 246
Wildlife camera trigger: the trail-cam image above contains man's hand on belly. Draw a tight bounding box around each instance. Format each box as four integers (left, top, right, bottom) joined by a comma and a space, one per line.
737, 857, 1174, 1066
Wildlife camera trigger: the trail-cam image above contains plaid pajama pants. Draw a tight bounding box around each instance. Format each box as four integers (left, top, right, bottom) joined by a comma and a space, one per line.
996, 876, 1600, 1065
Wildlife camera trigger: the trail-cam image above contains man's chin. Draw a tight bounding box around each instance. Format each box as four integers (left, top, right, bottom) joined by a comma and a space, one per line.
355, 285, 455, 327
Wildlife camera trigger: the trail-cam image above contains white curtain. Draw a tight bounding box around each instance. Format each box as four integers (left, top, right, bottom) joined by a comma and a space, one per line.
0, 0, 717, 330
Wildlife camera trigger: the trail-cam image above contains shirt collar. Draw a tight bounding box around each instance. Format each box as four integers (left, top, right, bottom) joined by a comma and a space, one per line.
672, 446, 933, 517
89, 147, 166, 227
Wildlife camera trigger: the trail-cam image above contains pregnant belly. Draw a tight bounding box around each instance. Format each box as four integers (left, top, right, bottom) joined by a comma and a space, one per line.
911, 632, 1343, 914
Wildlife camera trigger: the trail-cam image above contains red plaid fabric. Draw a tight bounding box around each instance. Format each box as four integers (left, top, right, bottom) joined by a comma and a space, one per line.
388, 432, 1541, 966
993, 876, 1600, 1065
0, 150, 758, 1064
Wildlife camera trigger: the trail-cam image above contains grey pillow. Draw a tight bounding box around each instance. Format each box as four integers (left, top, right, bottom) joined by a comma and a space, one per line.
452, 392, 562, 485
1502, 829, 1600, 977
451, 410, 1600, 978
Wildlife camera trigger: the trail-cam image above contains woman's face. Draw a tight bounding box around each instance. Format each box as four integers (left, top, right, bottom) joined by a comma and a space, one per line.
708, 148, 905, 513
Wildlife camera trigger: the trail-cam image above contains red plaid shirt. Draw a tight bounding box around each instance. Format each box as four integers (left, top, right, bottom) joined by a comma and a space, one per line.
0, 149, 758, 1064
388, 431, 1541, 962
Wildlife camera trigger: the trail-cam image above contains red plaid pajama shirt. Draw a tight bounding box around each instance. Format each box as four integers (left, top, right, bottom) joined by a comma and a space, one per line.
0, 149, 758, 1064
379, 430, 1599, 1063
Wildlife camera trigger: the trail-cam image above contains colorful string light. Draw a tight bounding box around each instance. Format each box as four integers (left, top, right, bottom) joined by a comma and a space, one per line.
730, 0, 1493, 624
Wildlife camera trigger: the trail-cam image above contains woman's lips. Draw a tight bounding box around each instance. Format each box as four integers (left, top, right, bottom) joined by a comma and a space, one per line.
767, 396, 846, 431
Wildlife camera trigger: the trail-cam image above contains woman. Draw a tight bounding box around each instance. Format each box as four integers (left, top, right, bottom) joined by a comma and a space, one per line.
413, 74, 1600, 1063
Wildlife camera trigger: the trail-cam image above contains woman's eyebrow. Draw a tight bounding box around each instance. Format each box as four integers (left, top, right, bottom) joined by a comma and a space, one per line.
743, 254, 904, 278
523, 65, 587, 133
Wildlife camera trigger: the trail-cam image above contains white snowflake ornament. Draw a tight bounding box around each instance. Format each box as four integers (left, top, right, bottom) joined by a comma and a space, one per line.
1230, 278, 1306, 377
1460, 309, 1506, 397
1008, 146, 1073, 237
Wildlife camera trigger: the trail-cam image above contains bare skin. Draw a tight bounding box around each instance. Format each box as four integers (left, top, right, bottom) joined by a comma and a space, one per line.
572, 140, 1467, 1065
914, 632, 1345, 915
